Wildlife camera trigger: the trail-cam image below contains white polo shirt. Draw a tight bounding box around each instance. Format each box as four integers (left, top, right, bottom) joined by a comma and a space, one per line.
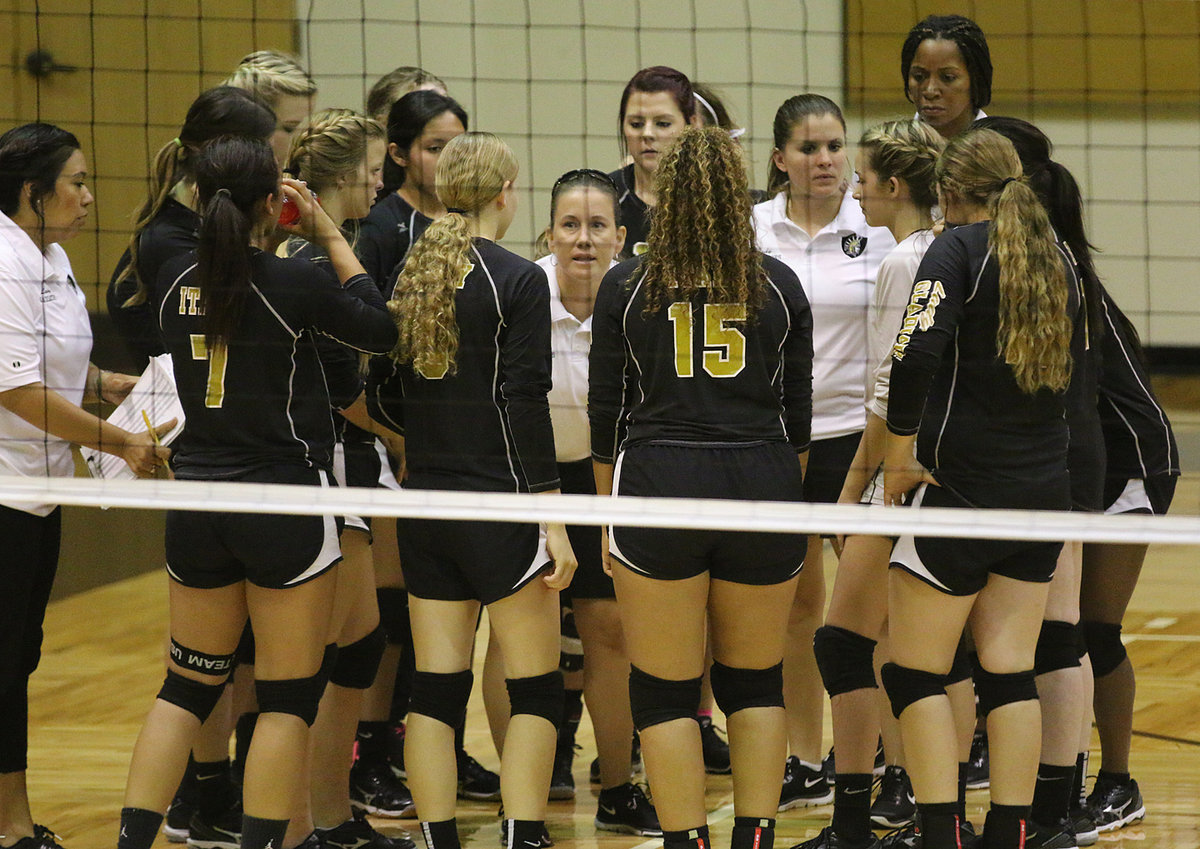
753, 190, 895, 440
0, 210, 92, 515
536, 254, 600, 464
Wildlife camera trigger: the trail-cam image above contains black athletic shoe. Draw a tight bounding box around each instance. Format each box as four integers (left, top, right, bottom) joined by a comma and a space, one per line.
965, 729, 989, 790
385, 721, 407, 778
317, 816, 416, 849
589, 756, 601, 785
497, 811, 553, 848
1025, 818, 1077, 848
458, 749, 502, 801
549, 743, 578, 801
789, 825, 880, 849
877, 825, 918, 849
595, 782, 662, 836
164, 795, 193, 842
8, 825, 65, 849
698, 716, 731, 774
870, 765, 916, 828
780, 755, 834, 810
1070, 805, 1099, 846
1086, 775, 1145, 832
185, 808, 241, 849
350, 760, 417, 818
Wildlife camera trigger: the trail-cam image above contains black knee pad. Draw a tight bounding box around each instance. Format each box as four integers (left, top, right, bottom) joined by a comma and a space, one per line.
330, 626, 386, 690
628, 665, 702, 731
158, 669, 228, 722
974, 666, 1038, 715
376, 587, 410, 646
255, 644, 336, 727
880, 662, 947, 719
946, 636, 972, 686
506, 670, 565, 729
409, 669, 473, 727
710, 660, 784, 716
1083, 621, 1126, 678
1035, 620, 1083, 675
813, 625, 877, 696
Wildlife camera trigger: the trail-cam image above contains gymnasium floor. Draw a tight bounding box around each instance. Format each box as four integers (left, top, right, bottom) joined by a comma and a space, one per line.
27, 401, 1200, 848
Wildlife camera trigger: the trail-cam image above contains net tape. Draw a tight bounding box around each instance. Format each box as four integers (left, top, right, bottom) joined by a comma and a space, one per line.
2, 475, 1196, 546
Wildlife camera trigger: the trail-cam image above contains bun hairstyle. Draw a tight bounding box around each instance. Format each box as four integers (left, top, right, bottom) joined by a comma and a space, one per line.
858, 119, 945, 211
901, 14, 993, 113
642, 126, 766, 316
0, 122, 81, 217
767, 93, 846, 195
117, 86, 275, 306
936, 127, 1072, 394
618, 66, 697, 153
191, 136, 280, 349
381, 89, 469, 196
223, 49, 317, 108
388, 132, 517, 376
285, 108, 386, 193
692, 82, 734, 131
367, 66, 447, 122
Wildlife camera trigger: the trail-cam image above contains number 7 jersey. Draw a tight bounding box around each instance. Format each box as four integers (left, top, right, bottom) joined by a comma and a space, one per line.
588, 253, 813, 463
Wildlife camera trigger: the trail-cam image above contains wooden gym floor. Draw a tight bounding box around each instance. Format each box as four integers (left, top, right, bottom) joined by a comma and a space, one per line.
25, 399, 1200, 848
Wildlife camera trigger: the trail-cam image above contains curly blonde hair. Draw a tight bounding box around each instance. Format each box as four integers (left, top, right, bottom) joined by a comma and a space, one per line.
389, 132, 518, 376
937, 127, 1072, 394
641, 126, 765, 314
285, 108, 385, 193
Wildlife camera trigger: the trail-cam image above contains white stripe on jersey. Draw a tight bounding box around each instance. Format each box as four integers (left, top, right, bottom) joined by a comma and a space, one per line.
473, 245, 521, 492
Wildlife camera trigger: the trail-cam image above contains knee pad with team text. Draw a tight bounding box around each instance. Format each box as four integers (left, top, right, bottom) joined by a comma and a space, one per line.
409, 669, 473, 728
255, 644, 336, 727
628, 665, 702, 731
710, 660, 784, 716
880, 662, 947, 719
329, 625, 386, 690
506, 670, 565, 729
1035, 620, 1082, 675
157, 669, 228, 722
814, 625, 877, 696
1083, 621, 1126, 678
973, 666, 1038, 715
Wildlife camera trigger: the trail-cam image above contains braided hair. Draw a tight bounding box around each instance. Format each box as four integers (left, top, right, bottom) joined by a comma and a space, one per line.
285, 108, 385, 193
858, 119, 945, 211
901, 14, 993, 113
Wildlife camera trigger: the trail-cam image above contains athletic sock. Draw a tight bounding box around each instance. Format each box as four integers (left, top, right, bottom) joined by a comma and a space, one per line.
731, 817, 775, 849
916, 802, 959, 849
983, 803, 1030, 849
240, 814, 288, 849
420, 819, 460, 849
118, 807, 163, 849
1097, 768, 1130, 785
194, 757, 235, 816
1032, 763, 1075, 824
504, 819, 546, 849
663, 825, 710, 849
831, 773, 873, 843
357, 720, 391, 763
957, 761, 969, 821
1073, 751, 1089, 806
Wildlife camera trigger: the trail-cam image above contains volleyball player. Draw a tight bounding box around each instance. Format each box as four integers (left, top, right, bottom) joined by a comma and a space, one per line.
590, 126, 812, 849
799, 119, 945, 849
117, 136, 397, 849
902, 15, 992, 140
753, 93, 894, 812
366, 67, 448, 124
366, 132, 576, 849
223, 50, 317, 162
609, 66, 701, 258
881, 128, 1077, 849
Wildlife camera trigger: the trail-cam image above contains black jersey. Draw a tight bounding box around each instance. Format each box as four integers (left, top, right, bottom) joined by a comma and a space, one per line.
157, 249, 397, 479
887, 222, 1076, 509
355, 192, 433, 292
107, 197, 199, 369
367, 238, 559, 494
1063, 257, 1105, 511
1096, 287, 1179, 480
608, 165, 649, 260
588, 253, 813, 462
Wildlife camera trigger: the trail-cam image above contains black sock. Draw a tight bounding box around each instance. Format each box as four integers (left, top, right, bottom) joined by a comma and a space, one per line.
1032, 762, 1075, 825
194, 757, 235, 816
173, 754, 199, 804
917, 802, 959, 849
420, 819, 460, 849
957, 762, 969, 821
982, 803, 1029, 849
831, 773, 873, 843
357, 720, 390, 763
240, 814, 288, 849
504, 819, 545, 849
118, 807, 163, 849
1073, 751, 1089, 806
731, 816, 774, 849
1097, 768, 1130, 785
454, 721, 466, 756
663, 824, 710, 849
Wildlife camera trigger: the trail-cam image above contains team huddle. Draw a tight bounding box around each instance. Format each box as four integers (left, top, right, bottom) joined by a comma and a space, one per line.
0, 12, 1181, 849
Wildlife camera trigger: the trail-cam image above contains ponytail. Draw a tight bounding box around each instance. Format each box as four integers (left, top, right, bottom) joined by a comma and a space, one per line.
117, 138, 185, 306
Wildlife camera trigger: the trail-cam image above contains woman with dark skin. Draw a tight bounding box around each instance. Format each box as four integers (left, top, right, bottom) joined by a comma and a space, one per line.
902, 15, 993, 140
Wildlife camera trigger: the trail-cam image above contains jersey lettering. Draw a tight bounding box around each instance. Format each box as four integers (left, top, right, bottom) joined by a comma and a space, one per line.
190, 334, 228, 408
892, 280, 945, 361
667, 301, 748, 379
179, 286, 204, 315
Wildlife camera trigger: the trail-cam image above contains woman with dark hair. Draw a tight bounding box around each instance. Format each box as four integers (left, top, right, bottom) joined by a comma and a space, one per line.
107, 86, 277, 370
117, 136, 397, 849
608, 65, 700, 257
356, 89, 469, 287
881, 127, 1077, 849
901, 14, 992, 140
590, 126, 812, 849
0, 122, 168, 849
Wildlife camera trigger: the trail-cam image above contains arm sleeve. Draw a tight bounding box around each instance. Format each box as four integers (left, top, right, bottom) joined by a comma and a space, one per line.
886, 233, 968, 435
305, 259, 368, 411
588, 265, 633, 463
774, 262, 813, 451
306, 268, 398, 356
354, 217, 390, 287
366, 352, 405, 435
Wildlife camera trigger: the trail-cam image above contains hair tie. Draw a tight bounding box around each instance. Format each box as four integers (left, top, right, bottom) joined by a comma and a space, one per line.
214, 187, 232, 199
172, 137, 182, 148
445, 207, 467, 215
1001, 177, 1018, 189
693, 92, 720, 127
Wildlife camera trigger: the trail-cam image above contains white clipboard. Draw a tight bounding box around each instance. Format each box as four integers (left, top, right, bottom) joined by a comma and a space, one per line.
82, 354, 186, 480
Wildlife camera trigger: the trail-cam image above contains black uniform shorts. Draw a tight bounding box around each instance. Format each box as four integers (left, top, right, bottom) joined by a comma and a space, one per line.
397, 513, 550, 605
608, 441, 807, 585
889, 483, 1061, 596
557, 458, 612, 601
166, 466, 343, 590
1103, 474, 1176, 516
333, 440, 384, 535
